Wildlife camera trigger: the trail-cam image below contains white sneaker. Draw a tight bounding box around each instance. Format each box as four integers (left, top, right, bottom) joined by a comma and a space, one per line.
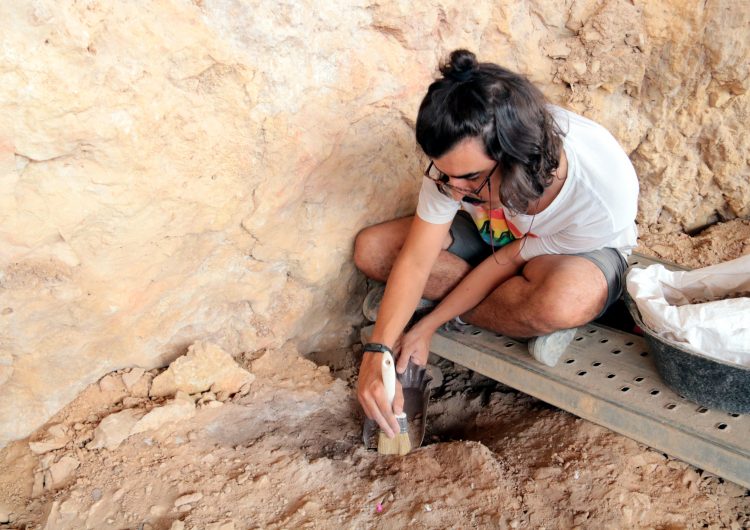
528, 328, 578, 367
440, 316, 471, 333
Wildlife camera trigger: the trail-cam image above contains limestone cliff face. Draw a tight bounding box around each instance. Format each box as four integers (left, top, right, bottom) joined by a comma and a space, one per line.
1, 0, 747, 447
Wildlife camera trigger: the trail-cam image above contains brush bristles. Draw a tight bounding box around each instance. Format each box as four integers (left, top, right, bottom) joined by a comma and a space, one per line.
378, 414, 412, 456
377, 430, 400, 455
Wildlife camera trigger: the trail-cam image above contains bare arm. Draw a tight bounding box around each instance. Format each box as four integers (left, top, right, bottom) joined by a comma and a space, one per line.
357, 216, 451, 437
370, 216, 451, 346
396, 239, 527, 371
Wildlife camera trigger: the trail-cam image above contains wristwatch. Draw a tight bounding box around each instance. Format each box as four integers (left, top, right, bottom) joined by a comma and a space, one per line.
363, 342, 393, 355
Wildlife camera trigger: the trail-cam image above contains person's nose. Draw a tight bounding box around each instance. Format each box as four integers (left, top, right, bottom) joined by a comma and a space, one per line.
448, 184, 467, 200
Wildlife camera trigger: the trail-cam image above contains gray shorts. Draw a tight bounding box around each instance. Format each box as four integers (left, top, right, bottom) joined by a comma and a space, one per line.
447, 210, 627, 317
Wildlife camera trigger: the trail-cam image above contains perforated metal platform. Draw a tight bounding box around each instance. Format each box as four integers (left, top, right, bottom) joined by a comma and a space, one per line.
431, 322, 750, 488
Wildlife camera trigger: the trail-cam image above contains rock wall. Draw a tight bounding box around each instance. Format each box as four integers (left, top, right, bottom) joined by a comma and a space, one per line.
1, 0, 747, 448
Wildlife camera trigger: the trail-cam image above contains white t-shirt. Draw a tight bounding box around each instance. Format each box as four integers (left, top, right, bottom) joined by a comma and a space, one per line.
415, 106, 639, 260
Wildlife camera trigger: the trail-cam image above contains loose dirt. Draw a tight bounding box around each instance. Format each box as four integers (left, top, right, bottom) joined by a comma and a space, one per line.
1, 220, 749, 529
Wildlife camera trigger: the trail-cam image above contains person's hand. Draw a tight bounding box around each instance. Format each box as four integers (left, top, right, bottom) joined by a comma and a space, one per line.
357, 351, 404, 438
396, 320, 436, 374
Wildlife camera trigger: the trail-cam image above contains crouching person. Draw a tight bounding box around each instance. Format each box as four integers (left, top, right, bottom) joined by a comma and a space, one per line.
354, 49, 638, 438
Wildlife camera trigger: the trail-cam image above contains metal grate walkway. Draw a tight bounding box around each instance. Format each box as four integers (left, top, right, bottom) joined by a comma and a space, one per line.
431, 321, 750, 488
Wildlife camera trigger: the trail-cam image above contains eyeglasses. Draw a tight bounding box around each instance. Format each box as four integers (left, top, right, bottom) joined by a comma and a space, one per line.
424, 161, 498, 204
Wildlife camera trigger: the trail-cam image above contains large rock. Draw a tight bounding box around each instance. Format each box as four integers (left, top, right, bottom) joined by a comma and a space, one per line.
86, 409, 145, 451
150, 341, 254, 398
87, 398, 195, 450
1, 0, 748, 448
130, 399, 196, 436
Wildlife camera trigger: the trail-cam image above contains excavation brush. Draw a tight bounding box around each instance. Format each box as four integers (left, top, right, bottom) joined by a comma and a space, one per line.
377, 351, 411, 455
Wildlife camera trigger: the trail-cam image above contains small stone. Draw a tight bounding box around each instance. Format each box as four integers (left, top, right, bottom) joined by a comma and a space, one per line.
47, 424, 67, 438
174, 492, 203, 507
99, 374, 121, 392
32, 471, 45, 497
203, 400, 223, 408
709, 90, 732, 108
129, 372, 153, 398
74, 423, 85, 431
122, 367, 146, 390
424, 503, 432, 512
581, 27, 601, 41
150, 505, 167, 516
544, 40, 571, 59
29, 438, 68, 454
178, 505, 192, 513
170, 522, 186, 530
91, 488, 103, 501
571, 61, 587, 76
40, 453, 55, 469
48, 456, 80, 489
724, 481, 747, 498
122, 396, 143, 408
0, 510, 10, 523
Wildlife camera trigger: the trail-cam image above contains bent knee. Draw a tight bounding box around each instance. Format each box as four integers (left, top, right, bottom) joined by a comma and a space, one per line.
526, 276, 607, 332
353, 226, 377, 273
353, 217, 412, 279
529, 293, 583, 333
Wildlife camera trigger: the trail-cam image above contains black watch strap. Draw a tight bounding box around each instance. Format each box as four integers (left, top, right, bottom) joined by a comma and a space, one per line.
363, 342, 393, 355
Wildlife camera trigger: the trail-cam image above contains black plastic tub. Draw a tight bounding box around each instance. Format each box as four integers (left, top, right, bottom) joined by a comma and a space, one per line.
625, 294, 750, 414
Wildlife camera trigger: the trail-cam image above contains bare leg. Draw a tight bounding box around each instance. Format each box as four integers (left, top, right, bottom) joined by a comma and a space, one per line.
462, 254, 608, 337
354, 218, 608, 336
353, 216, 471, 300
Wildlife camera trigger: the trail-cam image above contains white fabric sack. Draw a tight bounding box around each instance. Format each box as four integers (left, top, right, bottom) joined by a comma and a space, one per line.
626, 254, 750, 367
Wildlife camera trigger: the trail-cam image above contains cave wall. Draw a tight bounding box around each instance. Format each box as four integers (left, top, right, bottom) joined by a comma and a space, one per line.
1, 0, 747, 447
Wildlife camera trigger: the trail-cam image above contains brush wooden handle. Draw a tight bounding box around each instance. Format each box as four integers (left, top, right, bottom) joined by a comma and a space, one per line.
381, 351, 396, 407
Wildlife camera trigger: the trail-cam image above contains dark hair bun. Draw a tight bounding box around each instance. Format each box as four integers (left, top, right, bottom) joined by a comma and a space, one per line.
440, 49, 478, 82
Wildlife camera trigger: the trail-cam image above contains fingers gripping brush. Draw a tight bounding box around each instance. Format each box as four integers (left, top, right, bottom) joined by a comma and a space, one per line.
377, 351, 412, 456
